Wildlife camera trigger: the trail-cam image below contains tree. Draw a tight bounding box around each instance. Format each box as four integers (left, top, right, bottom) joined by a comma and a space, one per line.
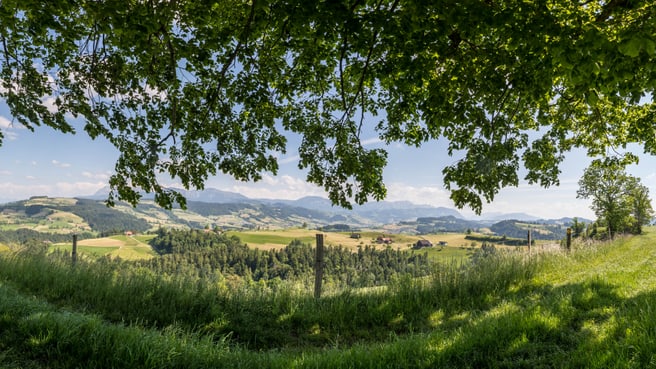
577, 158, 653, 238
571, 217, 586, 238
2, 1, 656, 212
627, 181, 655, 234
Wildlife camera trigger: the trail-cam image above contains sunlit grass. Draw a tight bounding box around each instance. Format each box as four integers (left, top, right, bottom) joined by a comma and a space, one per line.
1, 228, 656, 368
50, 244, 119, 256
49, 235, 157, 260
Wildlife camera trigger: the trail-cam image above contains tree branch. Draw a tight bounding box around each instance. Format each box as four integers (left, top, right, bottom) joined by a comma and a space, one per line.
203, 0, 258, 123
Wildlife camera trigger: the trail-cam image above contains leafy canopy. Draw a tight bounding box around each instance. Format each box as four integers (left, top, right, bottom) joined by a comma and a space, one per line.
1, 0, 656, 212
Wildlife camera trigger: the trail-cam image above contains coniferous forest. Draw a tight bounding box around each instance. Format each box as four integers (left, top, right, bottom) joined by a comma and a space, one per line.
133, 229, 432, 288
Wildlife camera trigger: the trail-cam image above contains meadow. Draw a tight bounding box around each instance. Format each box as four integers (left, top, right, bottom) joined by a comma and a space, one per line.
46, 229, 479, 262
1, 227, 655, 368
51, 234, 157, 260
227, 228, 477, 262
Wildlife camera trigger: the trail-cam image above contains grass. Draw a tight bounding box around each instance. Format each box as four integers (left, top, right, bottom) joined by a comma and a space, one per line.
228, 229, 478, 253
2, 228, 656, 368
50, 245, 120, 256
229, 230, 316, 249
49, 235, 157, 260
421, 245, 474, 263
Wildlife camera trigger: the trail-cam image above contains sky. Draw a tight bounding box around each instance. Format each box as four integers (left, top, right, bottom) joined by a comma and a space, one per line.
1, 106, 656, 220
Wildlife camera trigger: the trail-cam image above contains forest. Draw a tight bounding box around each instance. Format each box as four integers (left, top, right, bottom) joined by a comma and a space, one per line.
131, 229, 432, 288
0, 228, 95, 246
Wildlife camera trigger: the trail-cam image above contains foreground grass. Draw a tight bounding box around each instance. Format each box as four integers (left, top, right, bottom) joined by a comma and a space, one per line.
1, 229, 656, 368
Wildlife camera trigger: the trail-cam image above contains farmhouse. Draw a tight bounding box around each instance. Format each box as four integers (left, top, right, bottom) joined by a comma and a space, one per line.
414, 239, 432, 249
376, 236, 393, 244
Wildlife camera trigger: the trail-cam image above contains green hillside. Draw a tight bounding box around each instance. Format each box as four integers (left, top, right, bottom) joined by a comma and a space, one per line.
0, 197, 151, 235
0, 196, 368, 235
1, 228, 656, 368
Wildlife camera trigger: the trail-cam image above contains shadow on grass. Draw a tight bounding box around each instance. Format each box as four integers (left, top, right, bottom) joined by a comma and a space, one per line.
5, 249, 656, 369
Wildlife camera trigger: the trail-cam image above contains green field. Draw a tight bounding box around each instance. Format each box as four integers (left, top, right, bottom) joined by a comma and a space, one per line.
50, 234, 157, 260
228, 229, 490, 263
39, 229, 528, 264
1, 228, 656, 367
229, 231, 316, 246
420, 245, 475, 262
51, 244, 120, 256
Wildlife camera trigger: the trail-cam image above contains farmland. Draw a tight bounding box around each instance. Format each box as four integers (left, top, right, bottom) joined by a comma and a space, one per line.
1, 227, 655, 368
51, 234, 157, 260
35, 227, 543, 265
45, 229, 492, 262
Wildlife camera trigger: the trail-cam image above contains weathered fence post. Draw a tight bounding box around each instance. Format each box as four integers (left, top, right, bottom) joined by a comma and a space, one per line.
72, 234, 78, 265
527, 229, 531, 254
566, 228, 572, 253
314, 233, 324, 299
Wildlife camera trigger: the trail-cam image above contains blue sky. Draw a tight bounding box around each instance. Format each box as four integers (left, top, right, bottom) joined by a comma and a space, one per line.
1, 105, 656, 220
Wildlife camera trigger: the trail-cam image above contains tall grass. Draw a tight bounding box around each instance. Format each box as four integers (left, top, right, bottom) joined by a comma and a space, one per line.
3, 230, 656, 368
0, 281, 252, 369
0, 247, 537, 350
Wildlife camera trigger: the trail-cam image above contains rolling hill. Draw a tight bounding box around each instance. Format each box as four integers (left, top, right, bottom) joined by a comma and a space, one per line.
0, 194, 587, 241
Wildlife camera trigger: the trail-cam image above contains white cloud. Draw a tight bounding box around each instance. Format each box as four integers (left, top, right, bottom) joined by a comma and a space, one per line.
0, 181, 106, 201
52, 160, 71, 168
3, 130, 18, 141
82, 171, 111, 180
278, 154, 300, 165
385, 182, 452, 207
361, 137, 382, 146
0, 170, 11, 176
224, 174, 326, 200
0, 116, 12, 129
0, 116, 20, 141
383, 180, 594, 219
42, 96, 59, 113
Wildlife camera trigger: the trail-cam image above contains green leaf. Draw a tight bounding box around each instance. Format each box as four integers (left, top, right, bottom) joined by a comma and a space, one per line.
619, 37, 643, 58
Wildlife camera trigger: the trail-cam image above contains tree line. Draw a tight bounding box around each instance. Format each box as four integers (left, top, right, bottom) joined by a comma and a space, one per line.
131, 229, 432, 288
0, 229, 95, 249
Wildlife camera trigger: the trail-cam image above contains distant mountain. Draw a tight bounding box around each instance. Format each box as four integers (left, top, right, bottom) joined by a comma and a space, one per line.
93, 187, 469, 224
544, 217, 594, 225
185, 191, 466, 224
75, 187, 598, 233
175, 188, 252, 204
472, 212, 541, 222
399, 215, 484, 234
489, 219, 569, 240
0, 192, 594, 238
262, 196, 335, 211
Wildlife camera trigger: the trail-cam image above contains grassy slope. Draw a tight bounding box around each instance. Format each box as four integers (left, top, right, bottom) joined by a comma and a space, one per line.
1, 229, 656, 368
51, 234, 157, 260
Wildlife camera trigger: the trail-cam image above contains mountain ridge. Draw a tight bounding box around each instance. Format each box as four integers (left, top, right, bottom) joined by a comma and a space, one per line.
0, 195, 591, 240
87, 187, 559, 223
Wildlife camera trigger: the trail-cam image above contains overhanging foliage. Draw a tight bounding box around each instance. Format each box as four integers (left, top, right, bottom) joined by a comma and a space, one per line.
1, 0, 655, 212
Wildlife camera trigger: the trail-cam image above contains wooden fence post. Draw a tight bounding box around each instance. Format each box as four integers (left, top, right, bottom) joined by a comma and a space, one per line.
527, 229, 531, 254
566, 228, 572, 253
314, 233, 324, 299
72, 234, 78, 265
